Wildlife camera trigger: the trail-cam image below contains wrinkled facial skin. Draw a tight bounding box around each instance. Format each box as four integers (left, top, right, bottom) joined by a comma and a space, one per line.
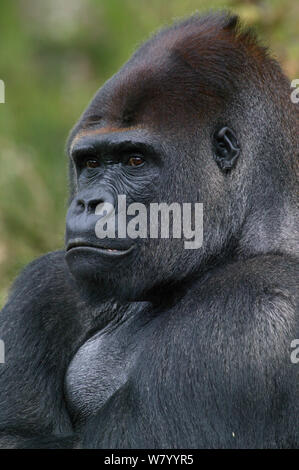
65, 127, 164, 301
65, 124, 206, 302
65, 118, 237, 303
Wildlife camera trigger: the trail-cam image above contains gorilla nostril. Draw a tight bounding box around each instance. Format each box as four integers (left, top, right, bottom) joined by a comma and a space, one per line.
76, 200, 85, 211
88, 199, 105, 213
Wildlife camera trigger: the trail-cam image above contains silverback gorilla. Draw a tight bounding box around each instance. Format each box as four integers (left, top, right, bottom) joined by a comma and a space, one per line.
0, 12, 298, 449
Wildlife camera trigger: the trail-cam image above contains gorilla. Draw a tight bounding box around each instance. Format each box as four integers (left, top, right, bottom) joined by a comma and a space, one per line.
0, 12, 298, 449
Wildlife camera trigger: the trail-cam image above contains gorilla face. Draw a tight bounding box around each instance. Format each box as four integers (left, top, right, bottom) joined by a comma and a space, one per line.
65, 18, 244, 302
65, 126, 165, 300
64, 127, 205, 301
65, 123, 240, 302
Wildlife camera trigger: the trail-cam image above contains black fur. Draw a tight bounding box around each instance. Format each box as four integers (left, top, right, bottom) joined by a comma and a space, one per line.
0, 12, 298, 448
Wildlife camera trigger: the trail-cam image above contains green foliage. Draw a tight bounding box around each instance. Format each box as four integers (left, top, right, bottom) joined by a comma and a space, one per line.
0, 0, 298, 305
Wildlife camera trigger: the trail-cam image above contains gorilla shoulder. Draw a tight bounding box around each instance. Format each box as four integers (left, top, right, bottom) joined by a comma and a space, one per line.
4, 250, 71, 301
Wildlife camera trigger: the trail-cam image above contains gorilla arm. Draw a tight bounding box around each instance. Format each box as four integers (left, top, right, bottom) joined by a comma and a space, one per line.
0, 251, 80, 447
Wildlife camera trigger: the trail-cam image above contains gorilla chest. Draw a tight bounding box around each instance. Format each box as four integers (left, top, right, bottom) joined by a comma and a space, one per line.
65, 328, 136, 422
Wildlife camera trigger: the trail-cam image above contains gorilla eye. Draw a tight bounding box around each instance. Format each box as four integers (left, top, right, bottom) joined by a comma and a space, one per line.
127, 156, 144, 167
85, 159, 100, 169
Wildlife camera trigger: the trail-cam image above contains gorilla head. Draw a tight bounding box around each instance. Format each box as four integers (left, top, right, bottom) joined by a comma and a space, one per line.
65, 12, 298, 301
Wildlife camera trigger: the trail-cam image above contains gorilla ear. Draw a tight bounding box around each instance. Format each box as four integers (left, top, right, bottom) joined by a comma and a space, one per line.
212, 127, 240, 171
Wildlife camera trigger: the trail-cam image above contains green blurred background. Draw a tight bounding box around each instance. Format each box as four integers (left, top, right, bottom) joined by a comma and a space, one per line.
0, 0, 298, 307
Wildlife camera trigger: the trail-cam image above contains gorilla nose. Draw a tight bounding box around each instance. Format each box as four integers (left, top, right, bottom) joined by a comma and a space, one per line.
76, 198, 110, 214
65, 191, 116, 243
74, 190, 115, 215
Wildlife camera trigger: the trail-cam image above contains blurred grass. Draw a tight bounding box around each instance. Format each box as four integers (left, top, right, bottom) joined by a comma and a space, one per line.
0, 0, 298, 307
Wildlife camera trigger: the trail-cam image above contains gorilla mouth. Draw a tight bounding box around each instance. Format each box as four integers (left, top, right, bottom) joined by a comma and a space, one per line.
66, 240, 135, 257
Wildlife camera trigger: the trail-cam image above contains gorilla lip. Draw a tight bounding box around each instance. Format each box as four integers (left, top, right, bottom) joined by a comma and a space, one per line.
66, 241, 135, 257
